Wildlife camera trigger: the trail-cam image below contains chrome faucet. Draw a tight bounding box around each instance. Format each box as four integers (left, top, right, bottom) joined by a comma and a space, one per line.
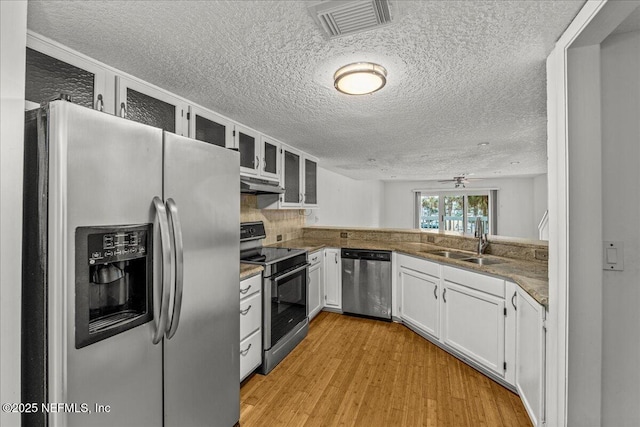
475, 217, 489, 255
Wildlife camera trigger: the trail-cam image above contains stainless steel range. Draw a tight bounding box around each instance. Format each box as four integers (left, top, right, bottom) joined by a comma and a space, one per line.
240, 222, 309, 374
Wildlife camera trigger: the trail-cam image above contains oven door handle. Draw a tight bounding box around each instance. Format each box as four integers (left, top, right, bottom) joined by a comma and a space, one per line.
273, 263, 311, 283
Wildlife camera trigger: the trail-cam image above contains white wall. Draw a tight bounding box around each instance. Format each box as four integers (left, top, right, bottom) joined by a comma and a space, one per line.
532, 174, 548, 236
0, 1, 27, 426
381, 177, 541, 239
600, 29, 640, 426
309, 167, 384, 227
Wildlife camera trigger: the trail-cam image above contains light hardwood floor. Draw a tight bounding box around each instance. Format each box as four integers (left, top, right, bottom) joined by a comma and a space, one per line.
240, 311, 532, 427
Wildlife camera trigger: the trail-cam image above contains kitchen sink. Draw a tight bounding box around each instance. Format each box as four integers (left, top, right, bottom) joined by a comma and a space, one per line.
461, 257, 504, 266
427, 250, 472, 260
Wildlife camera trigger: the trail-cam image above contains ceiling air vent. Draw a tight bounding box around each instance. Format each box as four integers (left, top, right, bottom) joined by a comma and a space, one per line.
308, 0, 395, 39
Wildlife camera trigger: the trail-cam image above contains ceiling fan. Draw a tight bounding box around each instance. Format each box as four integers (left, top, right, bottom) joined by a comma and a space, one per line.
437, 176, 482, 188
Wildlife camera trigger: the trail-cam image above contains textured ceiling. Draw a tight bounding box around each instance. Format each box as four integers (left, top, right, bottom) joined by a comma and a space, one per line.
27, 0, 586, 181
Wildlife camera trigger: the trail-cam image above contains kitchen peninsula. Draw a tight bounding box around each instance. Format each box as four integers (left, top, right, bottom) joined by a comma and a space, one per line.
269, 226, 548, 306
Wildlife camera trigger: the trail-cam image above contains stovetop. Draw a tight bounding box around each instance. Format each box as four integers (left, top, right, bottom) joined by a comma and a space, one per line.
240, 246, 306, 265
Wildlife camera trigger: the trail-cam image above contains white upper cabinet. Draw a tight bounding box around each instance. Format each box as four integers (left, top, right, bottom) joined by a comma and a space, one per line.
26, 32, 112, 113
235, 127, 282, 182
116, 75, 187, 136
188, 105, 234, 149
303, 156, 318, 208
280, 145, 318, 208
25, 32, 319, 210
281, 145, 303, 206
259, 135, 281, 181
234, 124, 260, 176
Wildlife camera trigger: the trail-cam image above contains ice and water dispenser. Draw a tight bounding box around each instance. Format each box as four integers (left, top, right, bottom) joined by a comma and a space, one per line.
75, 225, 153, 348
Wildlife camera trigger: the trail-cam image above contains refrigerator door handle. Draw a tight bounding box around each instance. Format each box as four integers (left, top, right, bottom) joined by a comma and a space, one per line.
152, 197, 173, 345
165, 198, 184, 339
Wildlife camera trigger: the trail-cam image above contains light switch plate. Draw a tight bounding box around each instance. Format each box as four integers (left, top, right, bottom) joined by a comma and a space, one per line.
603, 241, 624, 271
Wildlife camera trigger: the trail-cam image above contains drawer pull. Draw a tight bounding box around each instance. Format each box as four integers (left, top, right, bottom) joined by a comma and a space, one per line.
240, 305, 252, 316
240, 343, 252, 357
240, 285, 251, 294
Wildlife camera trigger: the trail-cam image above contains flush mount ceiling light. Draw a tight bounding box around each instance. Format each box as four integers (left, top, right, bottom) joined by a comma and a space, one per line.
334, 62, 387, 95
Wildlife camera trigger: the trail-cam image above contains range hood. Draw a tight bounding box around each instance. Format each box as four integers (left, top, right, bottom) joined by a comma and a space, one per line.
240, 176, 285, 195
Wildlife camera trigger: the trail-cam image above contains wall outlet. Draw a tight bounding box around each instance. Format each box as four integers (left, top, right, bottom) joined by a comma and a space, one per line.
340, 232, 348, 238
276, 234, 282, 242
427, 235, 435, 243
535, 249, 548, 261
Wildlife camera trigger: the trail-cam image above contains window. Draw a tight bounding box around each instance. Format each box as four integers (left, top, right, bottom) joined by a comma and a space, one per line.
415, 191, 497, 235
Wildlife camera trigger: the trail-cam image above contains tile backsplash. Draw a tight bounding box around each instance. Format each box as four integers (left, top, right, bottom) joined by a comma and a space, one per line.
240, 194, 306, 245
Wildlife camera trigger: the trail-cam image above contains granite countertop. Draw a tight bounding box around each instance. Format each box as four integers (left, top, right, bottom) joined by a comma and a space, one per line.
240, 263, 263, 280
268, 238, 549, 307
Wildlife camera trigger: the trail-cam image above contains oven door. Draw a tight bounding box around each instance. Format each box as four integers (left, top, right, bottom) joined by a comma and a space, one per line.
264, 263, 309, 349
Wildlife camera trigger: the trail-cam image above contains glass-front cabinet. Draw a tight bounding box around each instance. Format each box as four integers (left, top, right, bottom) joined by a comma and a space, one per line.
188, 105, 233, 148
116, 76, 187, 135
234, 124, 260, 176
236, 128, 282, 182
281, 146, 302, 206
26, 33, 111, 113
280, 145, 318, 208
304, 156, 318, 207
259, 136, 281, 181
25, 31, 319, 211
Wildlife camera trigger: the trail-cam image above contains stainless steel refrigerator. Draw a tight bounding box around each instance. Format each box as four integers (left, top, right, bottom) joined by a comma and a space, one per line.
22, 100, 240, 426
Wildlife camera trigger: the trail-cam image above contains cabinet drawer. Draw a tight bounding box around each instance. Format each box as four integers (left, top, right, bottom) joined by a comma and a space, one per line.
240, 291, 262, 340
309, 250, 322, 267
443, 265, 505, 298
397, 254, 440, 278
240, 329, 262, 381
240, 274, 261, 299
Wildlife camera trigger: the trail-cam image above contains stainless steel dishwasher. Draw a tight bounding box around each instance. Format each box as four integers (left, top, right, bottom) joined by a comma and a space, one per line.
341, 249, 392, 320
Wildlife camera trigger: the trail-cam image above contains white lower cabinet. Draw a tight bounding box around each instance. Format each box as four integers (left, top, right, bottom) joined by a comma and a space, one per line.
308, 250, 324, 320
323, 248, 341, 310
239, 274, 262, 381
514, 284, 546, 426
441, 280, 506, 378
398, 255, 440, 339
441, 266, 507, 379
239, 330, 262, 382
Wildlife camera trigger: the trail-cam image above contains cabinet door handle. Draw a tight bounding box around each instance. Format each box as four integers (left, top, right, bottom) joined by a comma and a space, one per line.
434, 284, 438, 300
511, 292, 517, 311
120, 102, 127, 118
95, 94, 104, 111
240, 343, 252, 357
262, 157, 267, 171
334, 253, 338, 264
240, 305, 252, 316
299, 192, 303, 203
255, 156, 260, 169
240, 285, 252, 295
443, 288, 447, 303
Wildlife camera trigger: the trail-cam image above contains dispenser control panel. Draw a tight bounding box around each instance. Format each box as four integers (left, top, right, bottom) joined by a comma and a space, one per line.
87, 227, 149, 264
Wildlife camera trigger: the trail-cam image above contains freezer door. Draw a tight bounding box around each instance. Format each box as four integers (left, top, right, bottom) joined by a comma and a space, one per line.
46, 101, 164, 426
163, 132, 240, 426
